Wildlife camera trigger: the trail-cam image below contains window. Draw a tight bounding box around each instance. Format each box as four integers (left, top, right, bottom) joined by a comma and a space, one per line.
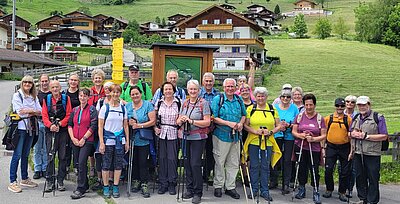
202, 20, 208, 25
234, 32, 240, 39
227, 60, 235, 66
194, 33, 200, 39
232, 47, 240, 53
71, 22, 89, 27
214, 19, 220, 24
220, 32, 226, 39
207, 32, 213, 39
72, 44, 78, 47
226, 18, 232, 24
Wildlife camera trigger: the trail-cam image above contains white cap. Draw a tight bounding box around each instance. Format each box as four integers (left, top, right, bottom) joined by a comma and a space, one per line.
282, 84, 292, 90
356, 96, 370, 105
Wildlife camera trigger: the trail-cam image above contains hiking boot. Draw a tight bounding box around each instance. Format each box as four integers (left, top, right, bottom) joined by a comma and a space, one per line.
313, 191, 321, 204
225, 189, 240, 199
183, 191, 194, 199
192, 194, 201, 204
261, 193, 273, 201
112, 185, 120, 198
282, 185, 291, 195
339, 193, 348, 202
295, 185, 306, 199
323, 191, 332, 198
141, 183, 150, 198
71, 190, 85, 199
33, 171, 41, 179
168, 184, 176, 195
20, 178, 38, 188
131, 180, 140, 193
8, 181, 22, 193
44, 181, 54, 192
103, 186, 111, 198
158, 186, 167, 194
347, 190, 353, 198
91, 180, 102, 191
214, 188, 222, 197
58, 181, 66, 191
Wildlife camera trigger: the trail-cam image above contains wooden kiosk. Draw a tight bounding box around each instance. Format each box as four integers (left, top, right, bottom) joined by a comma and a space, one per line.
150, 43, 218, 93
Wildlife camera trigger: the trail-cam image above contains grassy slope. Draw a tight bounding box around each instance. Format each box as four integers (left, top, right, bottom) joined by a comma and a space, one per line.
265, 38, 400, 133
4, 0, 372, 34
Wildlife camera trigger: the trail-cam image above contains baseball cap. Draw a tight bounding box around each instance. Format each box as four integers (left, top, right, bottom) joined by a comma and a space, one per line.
282, 84, 292, 90
129, 65, 139, 71
334, 98, 345, 106
356, 96, 370, 105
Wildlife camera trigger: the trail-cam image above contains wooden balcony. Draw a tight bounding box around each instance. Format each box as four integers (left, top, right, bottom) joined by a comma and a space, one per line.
196, 24, 233, 31
177, 38, 265, 49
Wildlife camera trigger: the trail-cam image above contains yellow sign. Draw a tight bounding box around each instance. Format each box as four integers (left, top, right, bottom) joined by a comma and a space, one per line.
112, 38, 124, 83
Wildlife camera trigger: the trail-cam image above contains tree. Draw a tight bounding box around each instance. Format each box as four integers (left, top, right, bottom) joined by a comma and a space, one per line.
274, 4, 281, 15
161, 18, 166, 27
77, 6, 92, 16
334, 17, 349, 39
49, 10, 63, 16
314, 18, 332, 39
383, 4, 400, 48
111, 19, 121, 40
126, 20, 139, 32
292, 14, 308, 38
0, 0, 7, 6
155, 16, 161, 24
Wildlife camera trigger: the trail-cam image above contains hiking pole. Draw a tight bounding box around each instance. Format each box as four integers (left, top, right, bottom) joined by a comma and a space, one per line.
181, 122, 189, 200
203, 146, 208, 191
292, 139, 304, 201
236, 130, 249, 204
152, 136, 159, 193
127, 127, 134, 198
264, 132, 271, 204
239, 132, 256, 204
309, 141, 320, 204
256, 133, 262, 204
177, 121, 189, 202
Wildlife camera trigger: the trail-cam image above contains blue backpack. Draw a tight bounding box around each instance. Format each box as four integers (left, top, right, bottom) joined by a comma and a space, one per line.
46, 94, 67, 112
104, 103, 126, 122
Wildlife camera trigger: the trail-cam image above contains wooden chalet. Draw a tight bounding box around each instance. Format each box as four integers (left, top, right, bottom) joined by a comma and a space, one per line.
0, 14, 31, 32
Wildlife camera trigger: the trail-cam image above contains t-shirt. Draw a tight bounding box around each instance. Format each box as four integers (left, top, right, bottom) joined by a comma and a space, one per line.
98, 104, 127, 146
273, 103, 299, 140
120, 80, 153, 102
246, 103, 279, 146
38, 90, 51, 107
64, 89, 80, 108
294, 113, 326, 152
126, 100, 154, 146
325, 113, 352, 145
180, 98, 211, 140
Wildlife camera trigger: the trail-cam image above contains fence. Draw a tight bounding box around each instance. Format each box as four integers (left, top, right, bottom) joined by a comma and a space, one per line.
385, 133, 400, 162
12, 65, 79, 78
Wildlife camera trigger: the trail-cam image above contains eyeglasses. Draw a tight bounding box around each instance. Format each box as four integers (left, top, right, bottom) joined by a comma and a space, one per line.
346, 100, 355, 104
23, 81, 33, 84
335, 105, 345, 108
281, 95, 291, 99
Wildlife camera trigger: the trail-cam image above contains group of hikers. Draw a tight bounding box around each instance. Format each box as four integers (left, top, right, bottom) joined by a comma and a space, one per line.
5, 62, 388, 204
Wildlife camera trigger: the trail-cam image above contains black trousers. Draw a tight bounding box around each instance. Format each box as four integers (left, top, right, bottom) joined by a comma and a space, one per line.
72, 142, 94, 193
158, 138, 178, 188
271, 139, 294, 187
354, 153, 381, 204
294, 145, 321, 187
185, 139, 206, 197
324, 142, 351, 193
45, 131, 67, 183
65, 136, 73, 171
203, 133, 214, 180
133, 145, 150, 183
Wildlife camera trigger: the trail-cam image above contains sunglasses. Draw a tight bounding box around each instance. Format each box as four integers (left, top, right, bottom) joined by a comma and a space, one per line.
23, 81, 33, 84
281, 95, 291, 99
335, 105, 345, 108
346, 100, 355, 104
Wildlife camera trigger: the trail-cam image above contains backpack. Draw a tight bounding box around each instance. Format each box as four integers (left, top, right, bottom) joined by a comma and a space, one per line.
327, 114, 349, 133
46, 94, 67, 112
123, 80, 147, 98
156, 96, 182, 113
250, 103, 275, 118
296, 111, 323, 129
157, 87, 185, 101
353, 112, 389, 151
104, 103, 126, 122
2, 92, 24, 150
217, 93, 245, 115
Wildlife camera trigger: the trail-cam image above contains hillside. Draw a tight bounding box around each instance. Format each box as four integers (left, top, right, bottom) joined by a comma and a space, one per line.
264, 38, 400, 132
2, 0, 374, 34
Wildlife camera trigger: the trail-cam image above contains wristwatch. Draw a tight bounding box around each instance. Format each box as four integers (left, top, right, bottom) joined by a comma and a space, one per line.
269, 131, 274, 136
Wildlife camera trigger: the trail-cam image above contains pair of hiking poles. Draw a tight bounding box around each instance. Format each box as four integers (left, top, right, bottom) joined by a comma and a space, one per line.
291, 139, 321, 204
176, 121, 190, 202
42, 118, 60, 197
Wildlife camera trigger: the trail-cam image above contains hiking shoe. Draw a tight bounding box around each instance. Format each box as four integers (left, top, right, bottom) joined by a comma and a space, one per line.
225, 189, 240, 199
314, 191, 322, 204
323, 191, 332, 198
339, 193, 348, 202
20, 178, 38, 188
112, 185, 120, 198
168, 184, 176, 195
183, 191, 194, 199
44, 181, 54, 192
33, 171, 41, 179
282, 185, 291, 195
58, 182, 66, 191
347, 190, 353, 198
103, 186, 111, 198
131, 180, 140, 193
71, 190, 85, 199
295, 185, 306, 199
8, 181, 22, 193
192, 195, 201, 204
141, 183, 150, 198
158, 186, 167, 194
91, 180, 102, 191
214, 188, 222, 197
261, 193, 273, 201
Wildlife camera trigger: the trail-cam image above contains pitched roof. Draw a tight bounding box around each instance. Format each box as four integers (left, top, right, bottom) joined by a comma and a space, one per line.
25, 28, 98, 43
64, 10, 93, 18
0, 48, 65, 66
175, 5, 264, 32
35, 14, 64, 25
247, 4, 267, 9
0, 14, 32, 26
104, 16, 129, 25
294, 0, 317, 5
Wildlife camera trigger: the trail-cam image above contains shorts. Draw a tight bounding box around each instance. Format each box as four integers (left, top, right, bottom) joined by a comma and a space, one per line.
102, 145, 124, 171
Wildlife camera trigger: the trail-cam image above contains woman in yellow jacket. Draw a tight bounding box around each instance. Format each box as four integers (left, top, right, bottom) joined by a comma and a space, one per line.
243, 87, 282, 202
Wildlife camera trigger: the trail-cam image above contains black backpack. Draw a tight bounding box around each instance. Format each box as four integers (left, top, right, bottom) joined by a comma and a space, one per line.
249, 103, 275, 118
123, 80, 147, 98
353, 112, 389, 151
327, 114, 349, 133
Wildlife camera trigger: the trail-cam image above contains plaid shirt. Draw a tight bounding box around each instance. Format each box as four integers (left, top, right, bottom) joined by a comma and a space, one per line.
155, 97, 180, 140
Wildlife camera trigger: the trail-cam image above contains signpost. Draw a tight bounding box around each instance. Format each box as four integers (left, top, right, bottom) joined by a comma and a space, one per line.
112, 38, 124, 84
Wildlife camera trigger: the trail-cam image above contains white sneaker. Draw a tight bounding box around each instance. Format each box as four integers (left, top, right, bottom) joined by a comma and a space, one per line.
20, 178, 38, 188
8, 181, 22, 193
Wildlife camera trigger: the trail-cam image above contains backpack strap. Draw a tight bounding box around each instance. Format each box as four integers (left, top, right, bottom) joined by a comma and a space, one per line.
104, 103, 110, 122
296, 111, 303, 124
175, 96, 182, 112
250, 103, 275, 118
177, 87, 184, 99
46, 94, 52, 112
373, 112, 379, 124
250, 103, 257, 117
141, 81, 147, 98
343, 114, 349, 132
61, 94, 67, 110
317, 113, 322, 129
122, 80, 129, 93
18, 91, 23, 104
327, 114, 334, 133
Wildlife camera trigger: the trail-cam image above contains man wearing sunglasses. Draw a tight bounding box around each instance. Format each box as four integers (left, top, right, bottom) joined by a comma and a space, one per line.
322, 98, 352, 202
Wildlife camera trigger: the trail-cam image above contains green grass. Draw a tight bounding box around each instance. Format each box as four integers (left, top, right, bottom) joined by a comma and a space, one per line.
265, 38, 400, 133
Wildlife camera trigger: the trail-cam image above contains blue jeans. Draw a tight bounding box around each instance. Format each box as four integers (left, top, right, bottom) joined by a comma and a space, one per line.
10, 130, 34, 183
248, 144, 272, 196
33, 123, 47, 172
